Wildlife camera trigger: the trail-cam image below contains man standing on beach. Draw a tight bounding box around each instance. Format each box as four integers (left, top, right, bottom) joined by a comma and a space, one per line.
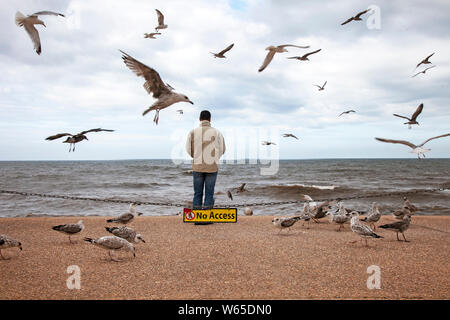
186, 110, 226, 211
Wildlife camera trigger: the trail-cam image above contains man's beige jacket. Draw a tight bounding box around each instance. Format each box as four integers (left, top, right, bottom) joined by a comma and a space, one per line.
185, 120, 226, 172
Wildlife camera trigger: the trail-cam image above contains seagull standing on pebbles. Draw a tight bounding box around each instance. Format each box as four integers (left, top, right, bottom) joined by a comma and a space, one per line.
375, 133, 450, 159
379, 214, 412, 242
155, 9, 168, 31
350, 212, 383, 247
329, 203, 352, 231
272, 216, 301, 234
361, 202, 381, 230
15, 11, 65, 55
84, 236, 136, 262
52, 220, 85, 244
258, 44, 310, 72
120, 50, 194, 124
211, 43, 234, 58
105, 226, 145, 243
393, 103, 423, 129
107, 204, 143, 224
0, 234, 23, 260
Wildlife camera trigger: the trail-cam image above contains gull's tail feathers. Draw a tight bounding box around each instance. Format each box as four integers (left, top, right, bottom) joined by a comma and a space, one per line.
15, 12, 26, 26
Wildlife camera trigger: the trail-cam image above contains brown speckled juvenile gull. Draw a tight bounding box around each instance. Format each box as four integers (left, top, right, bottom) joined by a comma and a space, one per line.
350, 212, 383, 246
84, 235, 136, 262
144, 32, 161, 39
155, 9, 168, 31
272, 216, 301, 234
15, 11, 65, 55
120, 50, 194, 124
52, 220, 84, 244
328, 203, 352, 231
105, 226, 145, 243
0, 234, 23, 260
416, 53, 435, 68
361, 202, 381, 230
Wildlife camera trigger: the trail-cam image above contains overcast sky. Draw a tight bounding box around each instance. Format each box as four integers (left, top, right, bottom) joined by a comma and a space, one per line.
1, 0, 449, 160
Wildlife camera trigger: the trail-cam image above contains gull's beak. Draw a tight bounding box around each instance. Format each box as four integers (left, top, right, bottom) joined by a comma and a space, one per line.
43, 23, 46, 28
85, 137, 89, 140
140, 238, 146, 243
188, 100, 194, 105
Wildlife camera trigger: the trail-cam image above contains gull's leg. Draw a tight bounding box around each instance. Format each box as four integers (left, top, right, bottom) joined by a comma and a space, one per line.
396, 232, 400, 241
109, 250, 120, 262
153, 110, 160, 125
402, 233, 410, 242
69, 235, 73, 244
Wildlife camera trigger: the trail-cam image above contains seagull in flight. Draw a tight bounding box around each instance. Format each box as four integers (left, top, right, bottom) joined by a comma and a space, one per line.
341, 9, 371, 25
45, 128, 114, 152
155, 9, 168, 31
258, 44, 310, 72
262, 141, 276, 145
393, 103, 423, 129
15, 11, 65, 55
211, 43, 234, 58
282, 133, 299, 140
120, 50, 193, 124
412, 65, 435, 78
314, 81, 327, 91
375, 133, 450, 159
287, 49, 321, 61
416, 53, 434, 68
144, 32, 161, 39
339, 110, 356, 117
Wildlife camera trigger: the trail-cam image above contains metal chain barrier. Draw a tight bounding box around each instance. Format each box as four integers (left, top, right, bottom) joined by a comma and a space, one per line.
0, 187, 448, 208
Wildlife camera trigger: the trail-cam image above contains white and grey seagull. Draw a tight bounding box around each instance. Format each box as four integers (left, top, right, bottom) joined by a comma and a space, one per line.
258, 44, 310, 72
120, 50, 194, 124
211, 43, 234, 58
107, 203, 143, 224
84, 235, 136, 262
15, 10, 65, 55
375, 133, 450, 159
52, 220, 85, 244
155, 9, 168, 31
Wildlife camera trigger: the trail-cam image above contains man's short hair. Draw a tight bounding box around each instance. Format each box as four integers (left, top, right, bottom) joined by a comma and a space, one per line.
199, 110, 211, 121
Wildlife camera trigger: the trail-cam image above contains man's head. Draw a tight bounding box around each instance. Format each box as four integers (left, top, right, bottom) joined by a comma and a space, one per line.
199, 110, 211, 121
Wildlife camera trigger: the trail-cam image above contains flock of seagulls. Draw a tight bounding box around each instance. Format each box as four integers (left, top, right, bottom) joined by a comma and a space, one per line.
48, 203, 144, 261
14, 7, 446, 157
273, 196, 417, 246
